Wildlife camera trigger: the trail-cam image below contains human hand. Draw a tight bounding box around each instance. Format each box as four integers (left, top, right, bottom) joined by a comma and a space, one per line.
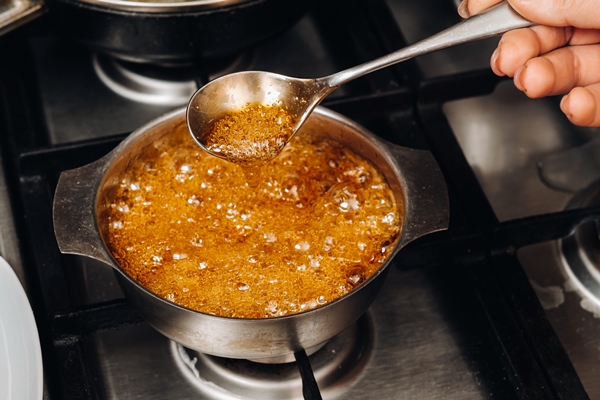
458, 0, 600, 126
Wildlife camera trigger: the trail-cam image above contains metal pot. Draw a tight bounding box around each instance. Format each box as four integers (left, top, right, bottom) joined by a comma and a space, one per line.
1, 0, 312, 64
52, 106, 449, 360
47, 0, 312, 64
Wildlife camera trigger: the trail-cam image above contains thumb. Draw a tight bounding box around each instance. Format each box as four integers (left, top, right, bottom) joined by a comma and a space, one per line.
509, 0, 600, 29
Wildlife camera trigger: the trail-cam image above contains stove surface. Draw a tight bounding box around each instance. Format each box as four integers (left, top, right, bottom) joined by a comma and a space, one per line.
0, 0, 597, 399
87, 266, 506, 399
446, 81, 600, 398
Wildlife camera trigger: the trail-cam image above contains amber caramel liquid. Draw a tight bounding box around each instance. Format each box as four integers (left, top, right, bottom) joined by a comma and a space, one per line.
203, 103, 297, 186
106, 121, 402, 318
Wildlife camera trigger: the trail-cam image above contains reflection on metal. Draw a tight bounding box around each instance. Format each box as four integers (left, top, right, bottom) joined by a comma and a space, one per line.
0, 0, 45, 36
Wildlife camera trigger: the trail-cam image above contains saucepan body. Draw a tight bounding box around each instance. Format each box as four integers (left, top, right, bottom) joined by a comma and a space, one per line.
52, 106, 449, 360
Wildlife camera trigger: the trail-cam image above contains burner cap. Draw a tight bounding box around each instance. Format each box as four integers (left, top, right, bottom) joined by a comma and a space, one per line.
172, 314, 373, 399
559, 180, 600, 305
93, 51, 255, 106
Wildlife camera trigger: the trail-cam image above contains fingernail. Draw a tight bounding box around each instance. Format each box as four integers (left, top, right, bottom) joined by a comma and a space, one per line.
457, 0, 470, 18
514, 66, 526, 92
490, 47, 500, 73
560, 94, 572, 118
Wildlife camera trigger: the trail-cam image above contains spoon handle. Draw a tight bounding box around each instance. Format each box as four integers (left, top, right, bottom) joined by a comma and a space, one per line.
321, 2, 533, 89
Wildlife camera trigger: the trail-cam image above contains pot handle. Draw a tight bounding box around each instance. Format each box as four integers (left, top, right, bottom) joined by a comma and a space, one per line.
52, 159, 114, 266
389, 144, 450, 249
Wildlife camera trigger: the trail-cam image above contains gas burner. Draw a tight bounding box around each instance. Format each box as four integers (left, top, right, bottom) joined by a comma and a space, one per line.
92, 51, 256, 106
172, 314, 373, 399
559, 179, 600, 307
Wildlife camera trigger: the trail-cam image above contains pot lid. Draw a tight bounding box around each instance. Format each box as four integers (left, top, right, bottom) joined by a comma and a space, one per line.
0, 0, 262, 29
70, 0, 259, 13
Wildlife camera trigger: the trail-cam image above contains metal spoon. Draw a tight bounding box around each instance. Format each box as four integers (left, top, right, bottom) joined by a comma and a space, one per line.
187, 2, 533, 161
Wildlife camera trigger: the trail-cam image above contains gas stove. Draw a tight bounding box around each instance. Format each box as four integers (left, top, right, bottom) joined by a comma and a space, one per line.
0, 0, 598, 399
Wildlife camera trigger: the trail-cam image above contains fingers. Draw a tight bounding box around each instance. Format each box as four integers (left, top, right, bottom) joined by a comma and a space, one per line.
509, 0, 600, 29
491, 26, 573, 77
511, 44, 600, 99
569, 29, 600, 46
458, 0, 600, 28
561, 84, 600, 126
457, 0, 502, 18
456, 0, 600, 127
490, 27, 600, 79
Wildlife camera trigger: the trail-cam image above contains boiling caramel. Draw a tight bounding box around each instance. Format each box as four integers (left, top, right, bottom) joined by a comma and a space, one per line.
203, 103, 296, 185
105, 121, 402, 318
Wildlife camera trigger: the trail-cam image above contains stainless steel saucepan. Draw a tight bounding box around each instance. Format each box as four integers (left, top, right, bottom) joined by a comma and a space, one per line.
52, 106, 449, 360
1, 0, 312, 64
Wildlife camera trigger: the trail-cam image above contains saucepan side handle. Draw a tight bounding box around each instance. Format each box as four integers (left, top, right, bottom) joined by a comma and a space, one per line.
52, 159, 114, 266
389, 144, 450, 249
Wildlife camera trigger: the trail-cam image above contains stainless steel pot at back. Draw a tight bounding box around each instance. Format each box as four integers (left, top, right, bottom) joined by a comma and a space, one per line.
52, 106, 449, 360
49, 0, 313, 64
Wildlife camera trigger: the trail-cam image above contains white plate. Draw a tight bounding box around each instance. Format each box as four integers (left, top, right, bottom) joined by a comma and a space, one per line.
0, 256, 43, 400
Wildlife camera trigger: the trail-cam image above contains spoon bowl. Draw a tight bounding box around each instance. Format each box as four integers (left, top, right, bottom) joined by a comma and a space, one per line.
187, 2, 533, 159
186, 71, 331, 160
